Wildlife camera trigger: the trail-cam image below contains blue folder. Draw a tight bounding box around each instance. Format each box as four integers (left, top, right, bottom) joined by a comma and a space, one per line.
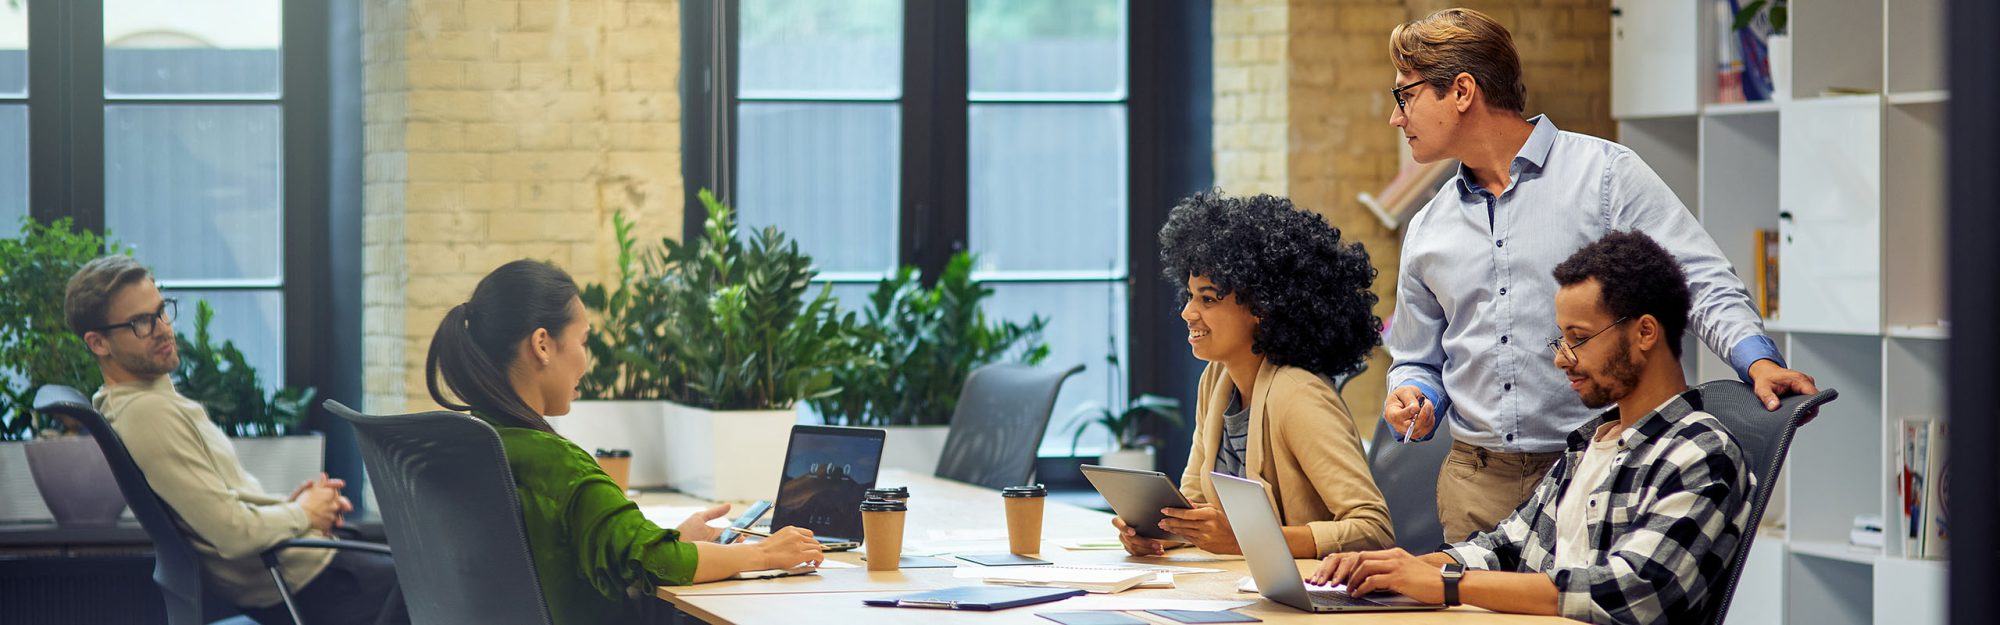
861, 586, 1086, 611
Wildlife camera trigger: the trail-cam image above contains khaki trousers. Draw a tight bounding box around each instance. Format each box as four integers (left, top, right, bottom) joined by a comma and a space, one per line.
1436, 440, 1564, 543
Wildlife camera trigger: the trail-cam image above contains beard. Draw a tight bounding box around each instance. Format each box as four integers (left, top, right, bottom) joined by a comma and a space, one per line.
112, 339, 181, 378
1577, 335, 1642, 409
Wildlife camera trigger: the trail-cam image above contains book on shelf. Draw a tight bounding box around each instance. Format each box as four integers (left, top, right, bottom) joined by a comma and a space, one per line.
1716, 0, 1775, 103
1754, 228, 1780, 319
1921, 420, 1948, 559
1898, 419, 1948, 559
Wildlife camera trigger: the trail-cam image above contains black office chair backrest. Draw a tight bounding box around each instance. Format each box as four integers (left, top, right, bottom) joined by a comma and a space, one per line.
32, 385, 215, 625
1693, 380, 1837, 625
324, 400, 553, 625
934, 363, 1083, 490
1364, 412, 1456, 550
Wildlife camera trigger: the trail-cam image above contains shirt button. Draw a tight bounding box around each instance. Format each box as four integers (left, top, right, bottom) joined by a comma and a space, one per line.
1499, 288, 1508, 295
1505, 433, 1516, 441
1500, 335, 1510, 344
1504, 383, 1513, 391
1496, 240, 1505, 247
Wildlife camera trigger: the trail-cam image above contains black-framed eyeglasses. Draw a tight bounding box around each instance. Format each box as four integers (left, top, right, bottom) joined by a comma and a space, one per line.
1391, 80, 1427, 114
1546, 316, 1630, 367
94, 298, 178, 339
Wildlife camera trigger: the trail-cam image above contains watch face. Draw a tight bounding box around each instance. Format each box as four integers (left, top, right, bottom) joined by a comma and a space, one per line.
1441, 563, 1465, 576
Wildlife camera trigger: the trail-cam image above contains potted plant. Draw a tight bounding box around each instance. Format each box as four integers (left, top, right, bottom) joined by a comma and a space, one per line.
172, 299, 323, 494
565, 210, 673, 489
1067, 351, 1184, 472
809, 251, 1049, 474
598, 190, 865, 500
0, 217, 128, 526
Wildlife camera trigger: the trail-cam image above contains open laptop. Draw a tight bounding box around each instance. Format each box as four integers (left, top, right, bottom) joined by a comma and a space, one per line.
769, 425, 886, 551
1209, 472, 1444, 613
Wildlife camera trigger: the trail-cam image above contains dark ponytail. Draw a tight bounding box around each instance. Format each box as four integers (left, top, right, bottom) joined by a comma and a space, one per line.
425, 259, 581, 433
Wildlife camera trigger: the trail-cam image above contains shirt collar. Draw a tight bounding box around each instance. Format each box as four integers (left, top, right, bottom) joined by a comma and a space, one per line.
1565, 387, 1703, 451
1452, 114, 1559, 198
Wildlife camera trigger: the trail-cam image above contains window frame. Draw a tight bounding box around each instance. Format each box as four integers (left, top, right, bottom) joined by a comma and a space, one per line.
683, 0, 1212, 462
22, 0, 364, 493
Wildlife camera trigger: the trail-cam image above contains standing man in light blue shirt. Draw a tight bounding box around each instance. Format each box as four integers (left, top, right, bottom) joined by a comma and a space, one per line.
1380, 8, 1818, 542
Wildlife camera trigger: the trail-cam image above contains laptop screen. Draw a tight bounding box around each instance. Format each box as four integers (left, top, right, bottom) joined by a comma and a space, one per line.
771, 425, 885, 540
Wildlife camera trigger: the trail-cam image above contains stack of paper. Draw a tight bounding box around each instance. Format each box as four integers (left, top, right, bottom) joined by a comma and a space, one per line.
954, 566, 1156, 594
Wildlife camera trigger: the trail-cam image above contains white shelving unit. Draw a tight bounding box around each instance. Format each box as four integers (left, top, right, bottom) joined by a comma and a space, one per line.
1609, 1, 1949, 624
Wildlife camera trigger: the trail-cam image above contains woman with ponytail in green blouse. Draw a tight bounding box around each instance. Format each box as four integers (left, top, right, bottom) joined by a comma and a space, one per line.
425, 260, 825, 623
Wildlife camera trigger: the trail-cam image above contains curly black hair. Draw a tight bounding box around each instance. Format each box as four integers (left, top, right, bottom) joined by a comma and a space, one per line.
1551, 230, 1691, 357
1158, 191, 1382, 378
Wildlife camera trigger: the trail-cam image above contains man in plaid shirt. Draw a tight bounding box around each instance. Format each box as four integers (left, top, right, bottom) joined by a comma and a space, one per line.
1312, 231, 1755, 625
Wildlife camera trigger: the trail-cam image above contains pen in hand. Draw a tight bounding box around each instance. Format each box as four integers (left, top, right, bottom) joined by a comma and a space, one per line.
1401, 395, 1428, 445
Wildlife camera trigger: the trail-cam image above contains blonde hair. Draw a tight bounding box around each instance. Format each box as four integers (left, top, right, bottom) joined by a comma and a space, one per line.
1390, 8, 1527, 112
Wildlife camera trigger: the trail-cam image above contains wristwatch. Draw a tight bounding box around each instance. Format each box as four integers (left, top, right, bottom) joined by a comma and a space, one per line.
1440, 562, 1465, 607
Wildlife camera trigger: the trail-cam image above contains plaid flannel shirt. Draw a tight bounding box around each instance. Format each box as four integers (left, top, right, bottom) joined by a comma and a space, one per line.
1440, 390, 1755, 625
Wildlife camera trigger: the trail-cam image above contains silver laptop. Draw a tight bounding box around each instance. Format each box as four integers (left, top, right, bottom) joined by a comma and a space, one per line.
1209, 472, 1444, 613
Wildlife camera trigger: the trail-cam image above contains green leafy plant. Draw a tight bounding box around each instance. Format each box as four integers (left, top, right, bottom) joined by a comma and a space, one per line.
173, 300, 316, 437
0, 217, 127, 440
584, 190, 864, 410
1068, 350, 1183, 455
811, 252, 1049, 427
579, 210, 668, 399
1733, 0, 1788, 34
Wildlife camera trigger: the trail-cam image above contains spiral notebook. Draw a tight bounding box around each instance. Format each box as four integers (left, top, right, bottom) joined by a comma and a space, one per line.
952, 566, 1158, 593
862, 586, 1086, 610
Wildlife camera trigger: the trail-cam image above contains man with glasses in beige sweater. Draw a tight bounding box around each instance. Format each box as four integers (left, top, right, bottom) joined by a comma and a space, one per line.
66, 255, 407, 625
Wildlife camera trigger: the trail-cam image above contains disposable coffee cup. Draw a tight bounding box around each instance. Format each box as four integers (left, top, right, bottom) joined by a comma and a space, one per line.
866, 486, 909, 501
594, 449, 631, 492
861, 498, 908, 571
1002, 484, 1047, 555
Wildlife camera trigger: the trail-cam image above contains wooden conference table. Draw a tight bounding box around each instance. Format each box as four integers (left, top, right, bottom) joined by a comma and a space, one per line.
644, 469, 1570, 625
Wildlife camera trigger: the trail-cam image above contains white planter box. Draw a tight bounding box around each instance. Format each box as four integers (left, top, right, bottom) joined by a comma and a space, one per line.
0, 441, 53, 522
1097, 448, 1156, 472
661, 403, 795, 501
878, 425, 950, 476
231, 434, 326, 495
549, 400, 670, 488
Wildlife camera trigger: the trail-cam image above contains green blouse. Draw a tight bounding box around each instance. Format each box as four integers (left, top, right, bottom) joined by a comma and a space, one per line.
488, 422, 700, 624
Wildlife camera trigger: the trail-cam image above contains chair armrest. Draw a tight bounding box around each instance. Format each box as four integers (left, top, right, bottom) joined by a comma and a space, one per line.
259, 538, 392, 568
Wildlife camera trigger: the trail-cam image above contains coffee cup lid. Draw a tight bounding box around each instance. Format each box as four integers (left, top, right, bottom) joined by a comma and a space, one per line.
866, 487, 909, 499
860, 498, 907, 512
1001, 484, 1047, 498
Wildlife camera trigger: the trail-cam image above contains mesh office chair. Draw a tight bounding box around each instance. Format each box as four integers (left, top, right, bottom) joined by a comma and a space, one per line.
1693, 380, 1837, 625
934, 363, 1083, 490
323, 400, 554, 625
1364, 410, 1457, 550
31, 385, 389, 625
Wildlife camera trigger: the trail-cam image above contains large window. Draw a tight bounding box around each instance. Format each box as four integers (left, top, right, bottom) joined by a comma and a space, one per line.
724, 0, 1132, 455
0, 5, 27, 229
104, 0, 288, 384
14, 0, 341, 402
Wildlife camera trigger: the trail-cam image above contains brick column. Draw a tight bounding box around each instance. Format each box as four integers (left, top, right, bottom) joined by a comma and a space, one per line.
363, 0, 684, 413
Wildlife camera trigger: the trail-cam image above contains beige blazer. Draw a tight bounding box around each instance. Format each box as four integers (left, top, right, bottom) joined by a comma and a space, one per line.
1178, 359, 1394, 556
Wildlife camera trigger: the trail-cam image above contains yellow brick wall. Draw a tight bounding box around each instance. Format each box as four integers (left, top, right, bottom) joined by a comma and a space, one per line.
1214, 1, 1613, 438
1213, 0, 1290, 196
363, 0, 684, 413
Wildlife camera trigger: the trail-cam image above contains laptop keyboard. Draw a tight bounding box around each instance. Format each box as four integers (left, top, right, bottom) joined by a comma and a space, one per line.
1308, 588, 1385, 608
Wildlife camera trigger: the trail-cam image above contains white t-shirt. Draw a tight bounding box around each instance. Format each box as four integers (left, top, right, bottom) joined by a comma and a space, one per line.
1554, 421, 1624, 569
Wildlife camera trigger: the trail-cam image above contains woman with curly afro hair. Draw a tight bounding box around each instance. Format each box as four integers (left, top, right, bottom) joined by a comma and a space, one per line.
1111, 191, 1396, 559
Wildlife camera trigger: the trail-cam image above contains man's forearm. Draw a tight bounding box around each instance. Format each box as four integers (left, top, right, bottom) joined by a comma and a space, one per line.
1461, 570, 1559, 616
